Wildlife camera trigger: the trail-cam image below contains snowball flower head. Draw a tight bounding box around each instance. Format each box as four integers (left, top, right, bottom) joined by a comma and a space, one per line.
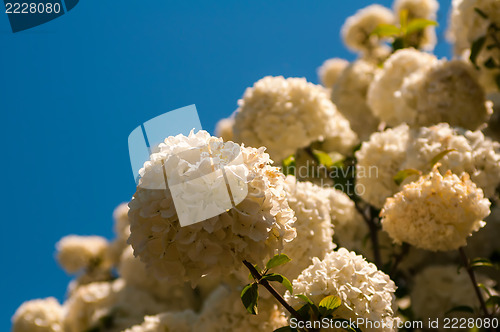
341, 5, 395, 54
12, 298, 63, 332
381, 165, 491, 251
411, 265, 497, 328
56, 235, 110, 274
215, 116, 234, 142
233, 76, 357, 162
128, 130, 296, 284
124, 311, 198, 332
398, 59, 492, 129
286, 248, 398, 331
279, 176, 335, 280
331, 59, 380, 140
317, 58, 349, 90
194, 286, 287, 331
367, 48, 438, 126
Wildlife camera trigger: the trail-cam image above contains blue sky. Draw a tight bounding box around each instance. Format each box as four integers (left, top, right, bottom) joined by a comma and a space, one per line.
0, 1, 451, 329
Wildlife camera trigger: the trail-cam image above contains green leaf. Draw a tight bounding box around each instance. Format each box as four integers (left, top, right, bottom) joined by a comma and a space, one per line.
474, 7, 489, 19
372, 24, 401, 37
266, 254, 291, 270
392, 37, 405, 51
445, 305, 474, 315
484, 57, 498, 69
318, 295, 342, 316
295, 294, 314, 305
331, 318, 362, 332
262, 273, 293, 294
470, 36, 487, 68
296, 303, 312, 321
485, 295, 500, 309
393, 168, 421, 185
312, 149, 335, 168
430, 149, 457, 166
406, 18, 438, 35
470, 257, 495, 269
241, 283, 259, 315
282, 155, 296, 176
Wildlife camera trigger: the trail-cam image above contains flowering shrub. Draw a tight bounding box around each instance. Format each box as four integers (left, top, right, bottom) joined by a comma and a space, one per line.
13, 0, 500, 331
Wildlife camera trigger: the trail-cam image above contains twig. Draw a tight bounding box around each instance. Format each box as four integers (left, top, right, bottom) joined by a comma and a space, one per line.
242, 260, 305, 324
354, 201, 382, 268
458, 247, 494, 331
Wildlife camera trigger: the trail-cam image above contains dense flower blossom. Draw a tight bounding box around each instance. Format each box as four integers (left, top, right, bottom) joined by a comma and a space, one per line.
12, 298, 64, 332
194, 286, 287, 331
56, 235, 111, 274
128, 130, 296, 284
285, 248, 398, 331
233, 76, 357, 162
279, 176, 335, 279
331, 59, 380, 140
381, 166, 491, 251
124, 311, 198, 332
64, 279, 169, 332
317, 58, 349, 90
341, 5, 395, 55
411, 265, 497, 328
357, 123, 500, 208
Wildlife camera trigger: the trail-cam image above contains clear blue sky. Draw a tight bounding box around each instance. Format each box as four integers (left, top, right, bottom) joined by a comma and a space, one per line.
0, 1, 451, 329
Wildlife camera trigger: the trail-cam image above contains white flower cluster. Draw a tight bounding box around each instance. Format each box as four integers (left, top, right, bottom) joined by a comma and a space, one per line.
12, 298, 64, 332
286, 248, 398, 332
318, 58, 349, 90
128, 130, 296, 284
233, 76, 358, 162
448, 0, 500, 92
357, 123, 500, 208
56, 235, 110, 274
368, 49, 492, 129
381, 166, 491, 251
279, 176, 335, 280
411, 265, 497, 327
341, 5, 394, 55
331, 59, 380, 140
124, 311, 198, 332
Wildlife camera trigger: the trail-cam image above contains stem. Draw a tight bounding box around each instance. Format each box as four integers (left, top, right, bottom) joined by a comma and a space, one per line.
242, 260, 304, 323
354, 201, 382, 268
458, 247, 493, 329
390, 243, 410, 277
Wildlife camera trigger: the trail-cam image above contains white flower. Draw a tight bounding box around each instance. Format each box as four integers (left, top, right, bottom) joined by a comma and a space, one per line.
56, 235, 110, 274
118, 247, 198, 309
109, 203, 131, 264
64, 279, 170, 332
128, 130, 296, 285
356, 124, 410, 209
331, 59, 380, 141
411, 265, 497, 329
123, 311, 198, 332
397, 59, 492, 129
12, 298, 63, 332
215, 116, 234, 142
317, 58, 349, 90
194, 285, 287, 332
279, 176, 335, 280
233, 76, 357, 162
367, 48, 438, 127
341, 5, 395, 54
381, 166, 491, 251
393, 0, 439, 50
356, 123, 500, 208
285, 248, 398, 331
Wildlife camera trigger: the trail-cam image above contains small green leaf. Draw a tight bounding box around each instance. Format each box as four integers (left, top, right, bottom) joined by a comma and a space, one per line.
406, 18, 438, 35
318, 295, 342, 316
331, 318, 362, 332
485, 295, 500, 309
295, 294, 314, 305
484, 57, 498, 69
393, 168, 421, 185
266, 254, 291, 270
241, 283, 259, 315
262, 273, 293, 294
312, 149, 335, 168
282, 155, 296, 176
474, 7, 489, 19
372, 23, 401, 37
470, 36, 487, 68
430, 149, 456, 166
470, 257, 495, 269
445, 305, 474, 315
